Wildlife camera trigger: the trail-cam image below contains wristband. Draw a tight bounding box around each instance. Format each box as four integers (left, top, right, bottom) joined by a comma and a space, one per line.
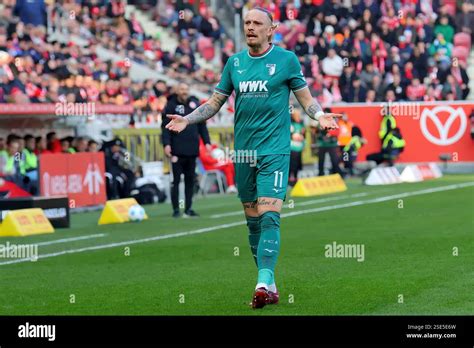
315, 110, 324, 120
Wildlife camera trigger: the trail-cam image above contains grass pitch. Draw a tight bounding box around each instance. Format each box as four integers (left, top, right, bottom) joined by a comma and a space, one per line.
0, 174, 473, 315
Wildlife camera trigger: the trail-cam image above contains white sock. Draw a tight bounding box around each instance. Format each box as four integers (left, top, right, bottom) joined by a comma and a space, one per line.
255, 282, 268, 290
268, 283, 277, 293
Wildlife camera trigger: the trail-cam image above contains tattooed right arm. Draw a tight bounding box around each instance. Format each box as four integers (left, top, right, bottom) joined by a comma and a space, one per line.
186, 92, 229, 125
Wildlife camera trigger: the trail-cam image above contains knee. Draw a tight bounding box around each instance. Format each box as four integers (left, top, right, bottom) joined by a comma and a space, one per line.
259, 211, 280, 230
246, 215, 260, 234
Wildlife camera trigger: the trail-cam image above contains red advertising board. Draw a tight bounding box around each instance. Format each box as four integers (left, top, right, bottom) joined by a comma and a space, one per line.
331, 102, 474, 162
39, 153, 107, 207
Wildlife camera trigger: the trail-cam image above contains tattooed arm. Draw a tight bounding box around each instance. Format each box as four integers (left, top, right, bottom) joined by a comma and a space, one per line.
165, 92, 228, 132
293, 87, 342, 130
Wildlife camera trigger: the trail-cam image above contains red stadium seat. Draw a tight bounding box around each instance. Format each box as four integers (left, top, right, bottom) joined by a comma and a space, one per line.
443, 3, 456, 17
442, 0, 457, 6
285, 24, 307, 49
442, 0, 458, 15
452, 46, 469, 64
197, 36, 212, 53
202, 46, 215, 61
296, 23, 306, 34
197, 36, 215, 61
276, 23, 290, 36
454, 32, 471, 51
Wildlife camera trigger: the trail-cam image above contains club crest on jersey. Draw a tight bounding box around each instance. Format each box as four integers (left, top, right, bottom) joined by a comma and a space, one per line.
266, 64, 276, 76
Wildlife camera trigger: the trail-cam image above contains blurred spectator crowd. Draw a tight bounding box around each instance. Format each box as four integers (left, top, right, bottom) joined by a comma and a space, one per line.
0, 0, 228, 124
233, 0, 472, 104
0, 0, 472, 118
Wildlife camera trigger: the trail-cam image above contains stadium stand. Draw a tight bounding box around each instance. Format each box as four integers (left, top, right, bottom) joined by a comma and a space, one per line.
0, 0, 473, 198
1, 0, 472, 109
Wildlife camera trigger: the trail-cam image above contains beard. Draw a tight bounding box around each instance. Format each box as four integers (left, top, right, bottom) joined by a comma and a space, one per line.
246, 40, 258, 48
246, 35, 269, 49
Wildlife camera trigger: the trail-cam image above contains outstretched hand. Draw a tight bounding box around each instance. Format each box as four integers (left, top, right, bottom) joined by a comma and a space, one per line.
318, 113, 343, 130
165, 114, 189, 133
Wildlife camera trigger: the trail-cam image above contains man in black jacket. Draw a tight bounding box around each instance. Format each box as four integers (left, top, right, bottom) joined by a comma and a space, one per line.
162, 83, 211, 218
103, 139, 135, 199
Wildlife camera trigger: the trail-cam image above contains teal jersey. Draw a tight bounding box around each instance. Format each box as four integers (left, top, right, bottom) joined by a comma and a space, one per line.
215, 44, 307, 156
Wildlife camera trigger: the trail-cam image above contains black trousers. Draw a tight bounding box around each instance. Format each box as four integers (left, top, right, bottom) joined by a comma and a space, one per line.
289, 150, 303, 185
366, 152, 386, 165
106, 167, 135, 199
318, 146, 343, 176
171, 156, 196, 212
367, 150, 401, 167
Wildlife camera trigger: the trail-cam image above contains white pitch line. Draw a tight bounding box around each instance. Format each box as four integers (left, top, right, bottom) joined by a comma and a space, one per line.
34, 233, 106, 246
281, 182, 474, 218
291, 192, 370, 206
1, 234, 106, 254
210, 192, 371, 218
2, 233, 106, 249
0, 182, 472, 266
0, 221, 246, 266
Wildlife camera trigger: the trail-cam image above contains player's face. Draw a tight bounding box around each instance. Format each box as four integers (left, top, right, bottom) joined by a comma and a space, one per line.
244, 10, 273, 48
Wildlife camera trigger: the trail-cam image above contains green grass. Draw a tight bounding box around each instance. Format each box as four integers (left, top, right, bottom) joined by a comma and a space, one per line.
0, 174, 473, 315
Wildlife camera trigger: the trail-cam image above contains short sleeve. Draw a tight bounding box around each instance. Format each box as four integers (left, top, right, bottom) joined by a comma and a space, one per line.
288, 53, 308, 92
214, 58, 234, 96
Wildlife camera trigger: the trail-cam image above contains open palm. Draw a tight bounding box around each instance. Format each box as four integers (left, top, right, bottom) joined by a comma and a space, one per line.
165, 114, 189, 133
319, 113, 343, 130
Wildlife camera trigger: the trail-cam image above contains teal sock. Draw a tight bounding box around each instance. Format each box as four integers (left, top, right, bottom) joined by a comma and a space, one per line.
257, 211, 280, 287
246, 215, 260, 267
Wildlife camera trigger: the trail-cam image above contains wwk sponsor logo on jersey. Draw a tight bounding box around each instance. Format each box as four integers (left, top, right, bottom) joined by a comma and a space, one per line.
238, 80, 269, 98
239, 80, 268, 92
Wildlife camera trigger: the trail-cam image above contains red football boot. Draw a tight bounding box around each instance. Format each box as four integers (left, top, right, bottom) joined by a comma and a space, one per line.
267, 290, 279, 305
252, 287, 270, 309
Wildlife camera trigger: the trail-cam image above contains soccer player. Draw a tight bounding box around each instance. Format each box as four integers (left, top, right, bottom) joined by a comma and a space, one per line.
166, 8, 341, 309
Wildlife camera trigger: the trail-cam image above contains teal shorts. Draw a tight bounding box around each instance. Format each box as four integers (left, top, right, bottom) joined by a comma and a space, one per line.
235, 154, 290, 203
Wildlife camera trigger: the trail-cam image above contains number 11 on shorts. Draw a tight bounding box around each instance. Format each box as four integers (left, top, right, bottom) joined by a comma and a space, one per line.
274, 171, 283, 188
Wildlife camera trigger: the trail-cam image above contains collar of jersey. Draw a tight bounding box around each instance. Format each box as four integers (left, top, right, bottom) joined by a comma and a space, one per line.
247, 44, 274, 59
